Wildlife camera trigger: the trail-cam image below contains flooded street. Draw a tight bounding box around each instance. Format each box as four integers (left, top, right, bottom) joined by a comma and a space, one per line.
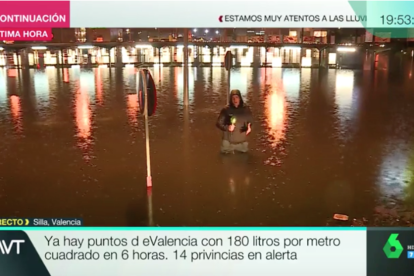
0, 66, 414, 226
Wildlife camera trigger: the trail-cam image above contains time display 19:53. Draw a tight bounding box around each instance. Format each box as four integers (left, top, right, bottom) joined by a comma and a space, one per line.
381, 15, 413, 25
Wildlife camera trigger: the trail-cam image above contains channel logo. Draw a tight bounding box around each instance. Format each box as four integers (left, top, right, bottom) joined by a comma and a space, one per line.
0, 240, 25, 255
383, 234, 403, 259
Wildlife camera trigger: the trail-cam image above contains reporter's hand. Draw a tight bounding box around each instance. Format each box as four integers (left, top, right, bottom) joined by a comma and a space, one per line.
228, 124, 235, 132
246, 123, 251, 135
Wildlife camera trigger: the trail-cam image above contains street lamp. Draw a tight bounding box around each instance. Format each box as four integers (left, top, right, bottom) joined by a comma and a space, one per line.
193, 28, 197, 32
205, 29, 209, 33
216, 30, 219, 34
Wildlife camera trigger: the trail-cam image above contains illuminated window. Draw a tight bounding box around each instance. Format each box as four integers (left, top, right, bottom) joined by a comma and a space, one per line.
118, 29, 123, 42
75, 28, 86, 42
328, 53, 336, 64
313, 31, 327, 37
289, 31, 297, 37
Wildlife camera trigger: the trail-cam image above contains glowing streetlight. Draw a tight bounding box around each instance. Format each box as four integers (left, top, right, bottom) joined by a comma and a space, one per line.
337, 47, 356, 52
193, 28, 197, 32
216, 30, 219, 34
205, 29, 209, 33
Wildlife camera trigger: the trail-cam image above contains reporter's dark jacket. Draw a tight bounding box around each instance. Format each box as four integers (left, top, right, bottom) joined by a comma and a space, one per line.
216, 90, 253, 144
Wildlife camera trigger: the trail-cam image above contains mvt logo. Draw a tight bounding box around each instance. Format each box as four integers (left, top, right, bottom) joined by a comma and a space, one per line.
383, 234, 403, 259
0, 240, 25, 255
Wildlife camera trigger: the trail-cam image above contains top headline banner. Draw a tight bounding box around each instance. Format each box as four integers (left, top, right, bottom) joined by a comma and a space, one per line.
0, 1, 414, 29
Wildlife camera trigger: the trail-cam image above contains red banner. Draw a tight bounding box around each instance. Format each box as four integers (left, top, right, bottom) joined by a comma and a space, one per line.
0, 1, 70, 28
283, 36, 297, 43
303, 36, 315, 43
374, 36, 390, 43
0, 28, 53, 41
268, 35, 281, 43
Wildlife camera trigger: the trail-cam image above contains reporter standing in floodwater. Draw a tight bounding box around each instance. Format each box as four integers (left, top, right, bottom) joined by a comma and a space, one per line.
216, 89, 253, 153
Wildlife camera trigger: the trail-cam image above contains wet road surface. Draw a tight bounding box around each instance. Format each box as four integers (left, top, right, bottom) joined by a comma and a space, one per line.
0, 67, 414, 226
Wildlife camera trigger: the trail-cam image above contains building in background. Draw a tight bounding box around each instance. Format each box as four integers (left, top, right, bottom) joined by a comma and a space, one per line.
1, 28, 412, 69
47, 28, 408, 45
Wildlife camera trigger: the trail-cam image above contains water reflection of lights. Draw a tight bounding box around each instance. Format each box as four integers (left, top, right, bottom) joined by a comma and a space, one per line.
74, 79, 93, 162
7, 69, 17, 78
211, 67, 222, 90
125, 66, 136, 91
228, 176, 250, 196
282, 69, 300, 101
378, 144, 412, 200
46, 68, 58, 105
193, 67, 198, 82
152, 64, 163, 81
34, 70, 50, 110
147, 188, 154, 226
263, 68, 298, 147
265, 88, 286, 147
0, 51, 5, 66
70, 66, 81, 82
80, 71, 96, 102
229, 69, 249, 99
9, 95, 22, 133
229, 178, 236, 194
335, 70, 355, 125
176, 67, 194, 105
75, 84, 91, 139
63, 68, 69, 83
127, 94, 139, 128
94, 68, 103, 105
172, 67, 180, 100
0, 69, 6, 108
300, 68, 311, 90
405, 149, 414, 202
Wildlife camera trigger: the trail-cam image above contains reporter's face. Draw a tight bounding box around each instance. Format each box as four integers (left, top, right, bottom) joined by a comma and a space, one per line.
232, 95, 240, 106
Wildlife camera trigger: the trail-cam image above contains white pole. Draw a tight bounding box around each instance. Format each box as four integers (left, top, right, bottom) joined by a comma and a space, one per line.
147, 189, 154, 226
227, 69, 231, 105
183, 28, 189, 106
142, 70, 152, 187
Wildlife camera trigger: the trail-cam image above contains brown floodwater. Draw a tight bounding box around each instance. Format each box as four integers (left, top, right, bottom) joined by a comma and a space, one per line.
0, 66, 414, 226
